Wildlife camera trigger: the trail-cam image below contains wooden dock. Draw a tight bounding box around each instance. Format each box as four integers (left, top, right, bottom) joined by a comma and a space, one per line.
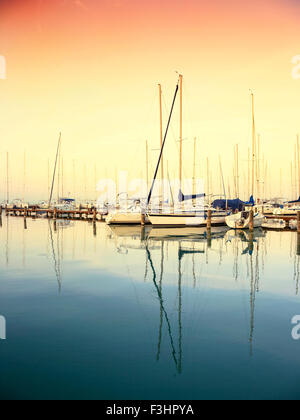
264, 214, 297, 221
0, 206, 107, 222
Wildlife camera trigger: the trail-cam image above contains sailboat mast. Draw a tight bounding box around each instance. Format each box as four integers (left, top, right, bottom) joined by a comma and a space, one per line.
49, 132, 61, 207
147, 82, 179, 205
207, 157, 210, 201
23, 151, 26, 204
159, 84, 164, 199
61, 157, 64, 198
256, 134, 260, 202
179, 74, 183, 191
219, 155, 227, 206
251, 92, 256, 198
193, 137, 196, 203
236, 144, 239, 198
47, 159, 49, 199
291, 161, 294, 201
248, 147, 250, 199
6, 151, 9, 204
146, 140, 149, 192
297, 134, 300, 198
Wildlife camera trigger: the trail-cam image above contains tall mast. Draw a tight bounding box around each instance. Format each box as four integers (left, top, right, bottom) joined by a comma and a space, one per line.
94, 164, 97, 202
147, 82, 179, 205
248, 147, 250, 199
84, 164, 87, 202
207, 157, 210, 201
256, 134, 260, 202
291, 161, 294, 201
23, 151, 26, 203
49, 133, 61, 207
233, 167, 237, 198
179, 74, 183, 191
193, 137, 196, 204
251, 92, 256, 198
6, 151, 9, 204
72, 160, 76, 200
219, 155, 226, 206
48, 159, 50, 199
61, 157, 64, 198
159, 84, 164, 199
146, 140, 149, 191
297, 134, 300, 198
236, 144, 239, 198
57, 141, 61, 202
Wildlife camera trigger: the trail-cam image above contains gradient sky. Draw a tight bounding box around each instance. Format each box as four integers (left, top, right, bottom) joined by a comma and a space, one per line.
0, 0, 300, 201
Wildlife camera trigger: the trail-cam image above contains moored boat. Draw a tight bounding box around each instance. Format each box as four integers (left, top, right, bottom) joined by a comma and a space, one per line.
262, 218, 286, 230
225, 210, 265, 229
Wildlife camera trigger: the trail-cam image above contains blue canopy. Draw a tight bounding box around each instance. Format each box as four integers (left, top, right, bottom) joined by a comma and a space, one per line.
59, 198, 75, 203
212, 196, 255, 211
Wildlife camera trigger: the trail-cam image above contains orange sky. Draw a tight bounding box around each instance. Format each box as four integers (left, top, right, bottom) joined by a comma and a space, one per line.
0, 0, 300, 201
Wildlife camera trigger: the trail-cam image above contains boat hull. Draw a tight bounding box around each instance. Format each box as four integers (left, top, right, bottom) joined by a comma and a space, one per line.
225, 212, 265, 229
106, 213, 150, 225
148, 213, 226, 227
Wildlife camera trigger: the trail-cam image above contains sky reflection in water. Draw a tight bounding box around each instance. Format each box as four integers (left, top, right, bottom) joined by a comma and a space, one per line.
0, 216, 300, 400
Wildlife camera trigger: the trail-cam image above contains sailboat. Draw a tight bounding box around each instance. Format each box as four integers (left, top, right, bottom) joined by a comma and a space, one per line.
147, 74, 228, 227
225, 92, 264, 230
225, 209, 265, 229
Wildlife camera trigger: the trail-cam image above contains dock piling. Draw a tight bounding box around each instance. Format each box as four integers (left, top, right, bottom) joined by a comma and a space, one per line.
207, 210, 212, 230
297, 211, 300, 234
249, 210, 254, 232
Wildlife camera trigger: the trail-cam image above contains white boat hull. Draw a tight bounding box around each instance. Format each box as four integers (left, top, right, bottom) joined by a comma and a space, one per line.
148, 212, 226, 227
225, 211, 265, 229
106, 213, 149, 225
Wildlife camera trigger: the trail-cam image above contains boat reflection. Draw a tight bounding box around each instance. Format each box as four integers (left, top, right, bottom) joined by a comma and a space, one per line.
2, 217, 300, 373
109, 224, 273, 366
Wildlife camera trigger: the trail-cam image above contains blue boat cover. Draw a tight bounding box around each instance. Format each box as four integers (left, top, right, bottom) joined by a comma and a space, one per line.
212, 196, 255, 211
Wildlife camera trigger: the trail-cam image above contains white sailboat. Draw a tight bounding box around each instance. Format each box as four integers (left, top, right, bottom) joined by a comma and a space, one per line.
148, 208, 228, 227
262, 218, 286, 230
225, 92, 264, 230
225, 210, 265, 229
147, 74, 226, 227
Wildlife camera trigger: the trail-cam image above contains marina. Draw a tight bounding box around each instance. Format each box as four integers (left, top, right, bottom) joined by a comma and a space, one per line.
1, 0, 300, 403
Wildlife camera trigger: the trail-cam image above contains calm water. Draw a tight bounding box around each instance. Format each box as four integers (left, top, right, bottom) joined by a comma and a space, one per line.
0, 216, 300, 400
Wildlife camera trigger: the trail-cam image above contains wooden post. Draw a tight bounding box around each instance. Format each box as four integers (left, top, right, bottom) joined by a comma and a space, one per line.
207, 209, 212, 230
249, 209, 254, 232
53, 208, 57, 220
141, 213, 146, 226
93, 208, 97, 223
207, 211, 212, 248
296, 232, 300, 258
297, 211, 300, 234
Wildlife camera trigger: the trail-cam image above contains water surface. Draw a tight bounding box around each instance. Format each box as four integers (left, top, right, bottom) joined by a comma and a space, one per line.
0, 216, 300, 400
